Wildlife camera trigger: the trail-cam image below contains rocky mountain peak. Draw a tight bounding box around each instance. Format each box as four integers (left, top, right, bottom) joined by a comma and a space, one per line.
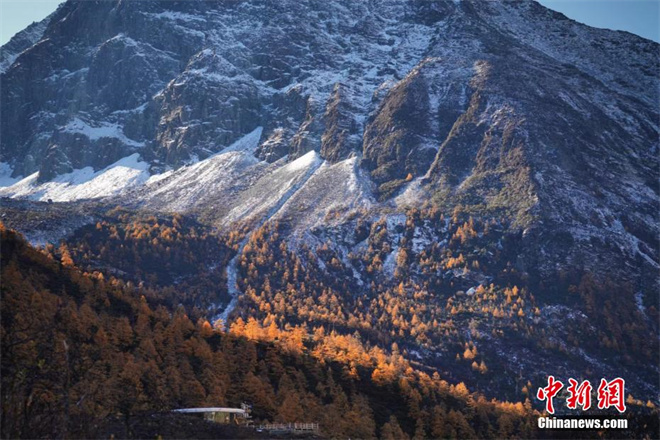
1, 0, 658, 286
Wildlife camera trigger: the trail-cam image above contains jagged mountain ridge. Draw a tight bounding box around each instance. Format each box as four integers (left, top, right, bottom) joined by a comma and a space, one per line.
1, 0, 656, 175
0, 20, 50, 73
1, 0, 439, 178
2, 0, 656, 284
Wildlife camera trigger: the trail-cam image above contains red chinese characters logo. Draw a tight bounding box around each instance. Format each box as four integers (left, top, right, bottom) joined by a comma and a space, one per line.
597, 378, 626, 413
537, 375, 564, 414
537, 377, 626, 413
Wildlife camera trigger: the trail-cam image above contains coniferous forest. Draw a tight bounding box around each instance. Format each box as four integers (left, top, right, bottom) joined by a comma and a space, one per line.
2, 222, 658, 439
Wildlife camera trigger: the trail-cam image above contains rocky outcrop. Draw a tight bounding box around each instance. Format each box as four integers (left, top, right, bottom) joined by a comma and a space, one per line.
152, 49, 263, 166
362, 68, 432, 199
320, 83, 359, 163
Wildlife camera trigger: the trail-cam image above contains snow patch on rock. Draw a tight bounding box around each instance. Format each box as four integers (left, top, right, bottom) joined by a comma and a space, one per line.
62, 118, 145, 148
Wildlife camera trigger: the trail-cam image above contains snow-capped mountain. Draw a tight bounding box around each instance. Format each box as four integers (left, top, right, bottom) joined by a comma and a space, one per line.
1, 0, 659, 402
2, 0, 657, 283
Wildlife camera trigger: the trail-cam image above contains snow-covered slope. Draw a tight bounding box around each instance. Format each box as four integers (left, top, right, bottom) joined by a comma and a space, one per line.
0, 125, 375, 234
269, 156, 375, 229
0, 154, 150, 202
130, 127, 266, 212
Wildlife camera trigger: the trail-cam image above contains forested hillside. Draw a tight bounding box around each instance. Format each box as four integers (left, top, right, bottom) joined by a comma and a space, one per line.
38, 207, 657, 404
0, 224, 533, 438
2, 224, 658, 439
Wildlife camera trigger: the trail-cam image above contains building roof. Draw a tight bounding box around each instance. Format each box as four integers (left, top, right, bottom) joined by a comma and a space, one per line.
172, 407, 246, 414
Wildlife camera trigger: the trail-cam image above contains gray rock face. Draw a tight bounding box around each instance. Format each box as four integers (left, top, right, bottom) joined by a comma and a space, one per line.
1, 0, 443, 178
1, 0, 658, 285
320, 83, 360, 163
362, 60, 436, 199
152, 48, 263, 166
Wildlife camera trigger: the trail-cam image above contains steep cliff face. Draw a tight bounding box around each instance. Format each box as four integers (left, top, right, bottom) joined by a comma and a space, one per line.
0, 0, 438, 178
2, 0, 657, 274
320, 83, 360, 164
420, 1, 659, 287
